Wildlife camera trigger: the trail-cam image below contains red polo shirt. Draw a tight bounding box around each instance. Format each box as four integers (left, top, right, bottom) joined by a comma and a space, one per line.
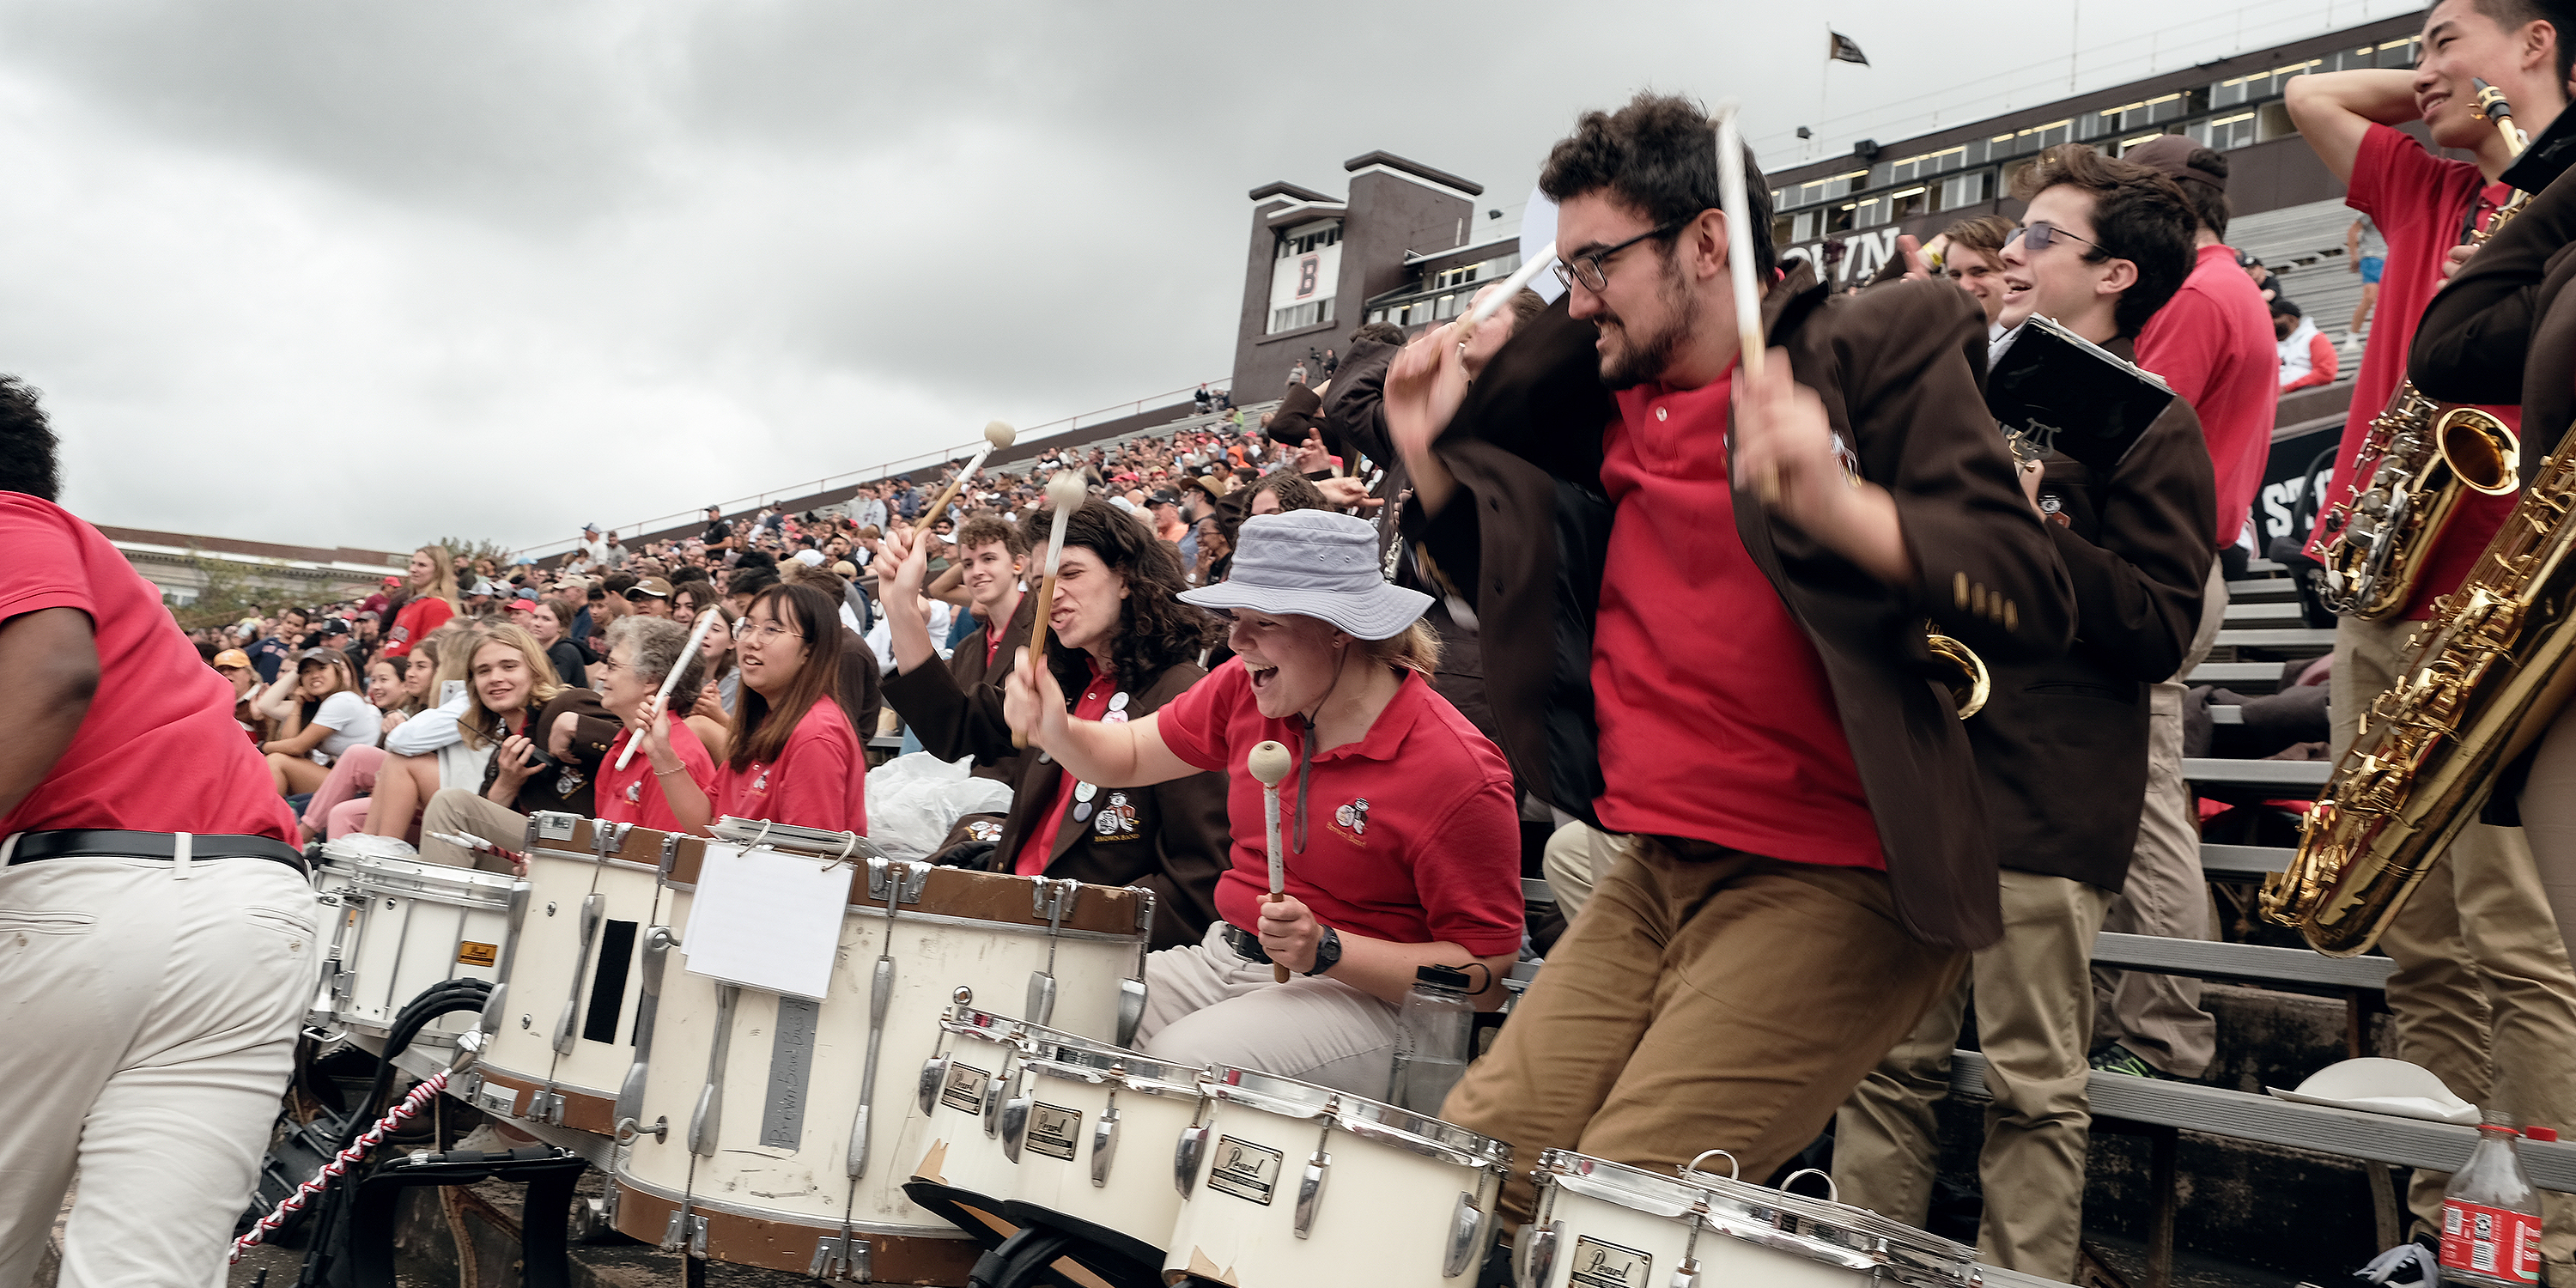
2135, 243, 2281, 548
1, 495, 299, 841
2302, 123, 2518, 617
596, 721, 719, 833
714, 698, 866, 833
1592, 373, 1886, 869
1012, 661, 1119, 874
1154, 658, 1522, 957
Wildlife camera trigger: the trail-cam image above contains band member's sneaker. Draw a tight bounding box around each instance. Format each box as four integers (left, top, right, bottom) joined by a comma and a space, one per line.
2087, 1042, 2183, 1081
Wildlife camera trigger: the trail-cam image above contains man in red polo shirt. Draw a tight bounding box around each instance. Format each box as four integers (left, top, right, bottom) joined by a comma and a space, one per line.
1386, 93, 2075, 1222
0, 377, 319, 1286
2288, 1, 2576, 1273
2092, 137, 2281, 1084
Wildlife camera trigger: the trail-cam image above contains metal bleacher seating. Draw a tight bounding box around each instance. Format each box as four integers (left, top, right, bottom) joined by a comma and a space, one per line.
2230, 198, 2372, 352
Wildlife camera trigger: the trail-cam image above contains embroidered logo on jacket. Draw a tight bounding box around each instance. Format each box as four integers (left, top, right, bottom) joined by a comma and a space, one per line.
1092, 792, 1139, 840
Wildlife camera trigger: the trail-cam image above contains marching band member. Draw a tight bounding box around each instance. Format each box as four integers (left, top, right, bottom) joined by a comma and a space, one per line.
879, 513, 1040, 783
1835, 145, 2214, 1280
882, 499, 1229, 950
1, 381, 320, 1285
717, 582, 866, 832
1386, 92, 2075, 1224
1004, 509, 1522, 1095
2291, 3, 2576, 1273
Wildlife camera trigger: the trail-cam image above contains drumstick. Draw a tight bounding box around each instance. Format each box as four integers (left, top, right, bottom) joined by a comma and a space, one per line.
1012, 470, 1090, 750
1247, 740, 1294, 984
1460, 242, 1558, 333
911, 421, 1018, 533
1711, 100, 1778, 503
613, 607, 720, 770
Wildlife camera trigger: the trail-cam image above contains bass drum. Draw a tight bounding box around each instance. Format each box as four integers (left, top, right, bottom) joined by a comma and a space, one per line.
609, 834, 1153, 1285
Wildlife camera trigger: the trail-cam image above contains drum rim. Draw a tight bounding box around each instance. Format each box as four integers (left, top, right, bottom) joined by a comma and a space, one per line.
1018, 1035, 1208, 1099
607, 1169, 977, 1240
346, 854, 521, 900
1202, 1065, 1510, 1171
1530, 1149, 1979, 1282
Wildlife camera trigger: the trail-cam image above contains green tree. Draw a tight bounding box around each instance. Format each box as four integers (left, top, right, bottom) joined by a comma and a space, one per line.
167, 550, 281, 631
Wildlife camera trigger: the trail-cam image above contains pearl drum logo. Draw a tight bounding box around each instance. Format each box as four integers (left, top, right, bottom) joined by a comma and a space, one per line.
1206, 1135, 1284, 1205
1567, 1235, 1650, 1288
1024, 1103, 1081, 1163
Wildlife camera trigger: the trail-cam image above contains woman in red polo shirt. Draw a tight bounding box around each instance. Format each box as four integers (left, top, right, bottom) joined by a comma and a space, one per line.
381, 545, 459, 659
1006, 509, 1522, 1095
717, 583, 865, 833
592, 616, 717, 833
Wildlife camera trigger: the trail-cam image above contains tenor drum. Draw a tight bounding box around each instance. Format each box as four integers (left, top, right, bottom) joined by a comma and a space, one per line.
1519, 1150, 1981, 1288
609, 827, 1154, 1284
319, 840, 519, 1046
467, 813, 703, 1137
898, 1005, 1060, 1249
999, 1030, 1211, 1267
1161, 1066, 1508, 1288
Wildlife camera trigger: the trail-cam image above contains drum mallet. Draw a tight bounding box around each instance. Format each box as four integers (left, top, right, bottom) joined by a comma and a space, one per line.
1012, 470, 1089, 750
613, 606, 720, 771
1247, 740, 1294, 983
912, 421, 1018, 532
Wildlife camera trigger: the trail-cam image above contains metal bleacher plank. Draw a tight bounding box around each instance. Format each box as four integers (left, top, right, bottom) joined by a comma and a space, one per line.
2222, 600, 2306, 624
1945, 1050, 2576, 1193
2190, 661, 2283, 684
2209, 706, 2244, 724
2091, 930, 2391, 991
2182, 757, 2331, 787
2245, 558, 2286, 574
2201, 843, 2294, 874
2226, 577, 2298, 598
2212, 627, 2337, 648
1972, 1270, 2080, 1288
1522, 878, 1556, 905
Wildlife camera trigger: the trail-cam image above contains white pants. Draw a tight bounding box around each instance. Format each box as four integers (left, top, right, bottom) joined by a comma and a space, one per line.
1135, 922, 1400, 1097
0, 851, 318, 1288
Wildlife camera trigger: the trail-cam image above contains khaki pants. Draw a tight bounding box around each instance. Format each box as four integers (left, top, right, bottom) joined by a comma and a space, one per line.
1835, 871, 2112, 1282
0, 852, 317, 1288
1441, 837, 1966, 1224
2519, 702, 2576, 975
2092, 562, 2227, 1077
1134, 923, 1400, 1097
2335, 614, 2576, 1275
418, 788, 526, 873
1537, 822, 1625, 921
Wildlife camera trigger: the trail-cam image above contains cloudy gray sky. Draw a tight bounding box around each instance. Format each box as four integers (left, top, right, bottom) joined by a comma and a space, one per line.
2, 0, 2420, 556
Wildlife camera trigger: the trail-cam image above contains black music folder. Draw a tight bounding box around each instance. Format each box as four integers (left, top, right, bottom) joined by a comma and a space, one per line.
1984, 314, 2176, 471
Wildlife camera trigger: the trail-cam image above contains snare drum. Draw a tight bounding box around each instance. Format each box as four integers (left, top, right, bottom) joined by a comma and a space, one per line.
468, 813, 703, 1137
609, 832, 1155, 1284
1000, 1030, 1210, 1267
1520, 1150, 1981, 1288
319, 841, 519, 1045
1162, 1066, 1508, 1288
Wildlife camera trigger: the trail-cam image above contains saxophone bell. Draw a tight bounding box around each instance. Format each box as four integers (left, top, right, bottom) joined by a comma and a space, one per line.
1927, 631, 1990, 720
2437, 406, 2522, 496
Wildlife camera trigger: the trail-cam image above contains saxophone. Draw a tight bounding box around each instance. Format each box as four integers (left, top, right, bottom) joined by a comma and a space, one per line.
2263, 434, 2576, 955
2314, 80, 2528, 621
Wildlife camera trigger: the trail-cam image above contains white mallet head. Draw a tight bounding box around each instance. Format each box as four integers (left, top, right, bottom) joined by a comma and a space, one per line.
1247, 740, 1292, 789
1046, 470, 1086, 510
985, 420, 1016, 450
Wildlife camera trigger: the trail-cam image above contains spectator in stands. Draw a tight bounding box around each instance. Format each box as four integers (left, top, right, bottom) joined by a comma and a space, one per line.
720, 582, 866, 832
579, 524, 606, 566
624, 576, 674, 620
213, 647, 264, 742
2348, 213, 2385, 339
525, 597, 587, 688
1286, 357, 1309, 387
2275, 297, 2338, 392
2238, 249, 2286, 306
1837, 143, 2212, 1280
411, 624, 616, 869
591, 616, 718, 831
1194, 384, 1214, 414
257, 647, 380, 799
1190, 514, 1234, 586
1936, 215, 2018, 335
1145, 490, 1188, 545
363, 654, 412, 733
604, 529, 629, 568
702, 504, 734, 552
247, 609, 302, 683
362, 625, 486, 843
1321, 347, 1340, 376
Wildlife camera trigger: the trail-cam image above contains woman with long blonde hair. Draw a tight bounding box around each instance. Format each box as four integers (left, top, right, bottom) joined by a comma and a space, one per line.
383, 544, 462, 659
414, 623, 617, 869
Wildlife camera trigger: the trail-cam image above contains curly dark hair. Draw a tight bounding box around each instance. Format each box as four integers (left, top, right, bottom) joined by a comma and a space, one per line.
2010, 144, 2196, 339
1042, 498, 1217, 696
0, 375, 61, 501
1540, 92, 1775, 283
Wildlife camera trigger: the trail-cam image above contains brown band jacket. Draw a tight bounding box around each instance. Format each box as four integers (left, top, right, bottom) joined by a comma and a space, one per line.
1403, 264, 2077, 951
884, 593, 1037, 785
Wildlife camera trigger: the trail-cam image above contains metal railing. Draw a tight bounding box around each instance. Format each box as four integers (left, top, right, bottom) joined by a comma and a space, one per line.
509, 377, 1236, 559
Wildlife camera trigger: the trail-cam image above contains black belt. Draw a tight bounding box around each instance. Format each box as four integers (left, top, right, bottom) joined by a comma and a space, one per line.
1223, 924, 1273, 965
6, 829, 307, 874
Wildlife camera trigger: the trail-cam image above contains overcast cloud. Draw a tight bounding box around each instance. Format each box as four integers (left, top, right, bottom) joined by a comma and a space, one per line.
0, 0, 2419, 556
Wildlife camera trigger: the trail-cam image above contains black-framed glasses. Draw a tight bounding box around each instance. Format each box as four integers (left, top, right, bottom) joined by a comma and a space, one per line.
1551, 222, 1686, 292
2008, 221, 2104, 255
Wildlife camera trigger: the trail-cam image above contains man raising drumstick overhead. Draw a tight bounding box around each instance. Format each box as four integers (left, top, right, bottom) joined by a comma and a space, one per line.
1385, 92, 2077, 1224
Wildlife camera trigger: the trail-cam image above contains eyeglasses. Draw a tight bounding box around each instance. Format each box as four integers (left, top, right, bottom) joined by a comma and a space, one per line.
734, 618, 803, 646
1551, 222, 1686, 292
594, 657, 630, 676
2008, 222, 2104, 255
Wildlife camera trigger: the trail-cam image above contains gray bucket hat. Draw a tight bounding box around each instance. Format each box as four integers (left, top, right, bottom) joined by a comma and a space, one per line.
1178, 510, 1431, 640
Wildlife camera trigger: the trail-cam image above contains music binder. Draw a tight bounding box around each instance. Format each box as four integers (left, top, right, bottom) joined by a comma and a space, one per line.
1984, 314, 2176, 471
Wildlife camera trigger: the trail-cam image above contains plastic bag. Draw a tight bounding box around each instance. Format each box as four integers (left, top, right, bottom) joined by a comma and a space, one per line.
865, 751, 1014, 863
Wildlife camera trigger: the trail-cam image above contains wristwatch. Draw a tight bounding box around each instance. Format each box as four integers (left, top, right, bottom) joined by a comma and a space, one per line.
1304, 926, 1343, 977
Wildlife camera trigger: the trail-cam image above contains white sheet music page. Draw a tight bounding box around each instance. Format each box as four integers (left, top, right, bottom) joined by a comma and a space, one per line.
680, 841, 848, 999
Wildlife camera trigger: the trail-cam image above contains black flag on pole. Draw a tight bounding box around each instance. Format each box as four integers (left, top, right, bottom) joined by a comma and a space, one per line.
1829, 31, 1870, 64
